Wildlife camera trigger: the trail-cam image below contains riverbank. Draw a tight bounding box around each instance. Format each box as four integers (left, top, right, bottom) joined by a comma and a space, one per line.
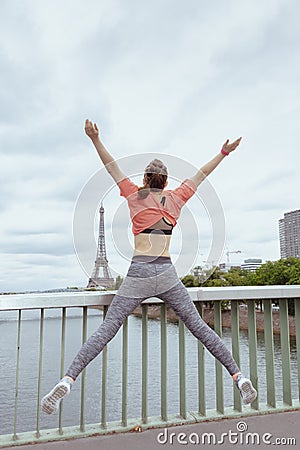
131, 305, 296, 337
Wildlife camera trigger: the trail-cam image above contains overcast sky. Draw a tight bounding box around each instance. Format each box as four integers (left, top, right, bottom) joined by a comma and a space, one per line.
1, 0, 299, 292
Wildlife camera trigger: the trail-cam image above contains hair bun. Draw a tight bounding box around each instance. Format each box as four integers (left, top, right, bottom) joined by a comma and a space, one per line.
144, 158, 168, 176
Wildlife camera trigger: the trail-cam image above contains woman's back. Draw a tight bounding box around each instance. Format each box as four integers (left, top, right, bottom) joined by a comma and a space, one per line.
118, 176, 197, 234
117, 176, 197, 258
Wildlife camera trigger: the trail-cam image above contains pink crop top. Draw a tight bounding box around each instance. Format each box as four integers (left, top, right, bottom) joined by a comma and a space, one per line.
118, 177, 197, 236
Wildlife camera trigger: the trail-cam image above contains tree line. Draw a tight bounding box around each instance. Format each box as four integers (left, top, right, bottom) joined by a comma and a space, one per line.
180, 257, 300, 315
181, 257, 300, 287
111, 258, 299, 314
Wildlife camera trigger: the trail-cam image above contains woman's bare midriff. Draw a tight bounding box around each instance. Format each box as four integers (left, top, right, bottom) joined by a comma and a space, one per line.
133, 232, 171, 257
133, 191, 172, 258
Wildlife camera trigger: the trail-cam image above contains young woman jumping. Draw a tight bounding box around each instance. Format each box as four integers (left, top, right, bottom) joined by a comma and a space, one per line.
41, 120, 257, 414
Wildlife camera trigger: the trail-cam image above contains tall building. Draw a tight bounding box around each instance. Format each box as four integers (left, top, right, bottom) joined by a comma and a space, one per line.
279, 209, 300, 259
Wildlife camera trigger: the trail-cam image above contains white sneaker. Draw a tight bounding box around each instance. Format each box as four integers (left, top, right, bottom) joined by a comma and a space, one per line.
41, 379, 72, 415
235, 374, 257, 405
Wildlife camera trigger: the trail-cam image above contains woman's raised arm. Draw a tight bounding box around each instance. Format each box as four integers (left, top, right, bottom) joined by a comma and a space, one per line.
190, 137, 242, 188
84, 119, 126, 183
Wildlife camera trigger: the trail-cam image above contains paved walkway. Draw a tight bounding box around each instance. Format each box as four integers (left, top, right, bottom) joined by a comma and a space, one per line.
5, 410, 300, 450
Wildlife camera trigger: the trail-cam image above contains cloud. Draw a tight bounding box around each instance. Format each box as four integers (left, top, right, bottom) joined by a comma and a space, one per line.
0, 253, 85, 292
0, 0, 299, 291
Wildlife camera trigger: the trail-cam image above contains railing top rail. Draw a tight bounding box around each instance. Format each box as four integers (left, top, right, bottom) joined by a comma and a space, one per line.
0, 285, 300, 311
0, 291, 115, 311
196, 284, 300, 301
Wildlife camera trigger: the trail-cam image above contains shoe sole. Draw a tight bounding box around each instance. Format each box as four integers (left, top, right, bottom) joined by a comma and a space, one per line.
239, 380, 257, 404
41, 384, 69, 415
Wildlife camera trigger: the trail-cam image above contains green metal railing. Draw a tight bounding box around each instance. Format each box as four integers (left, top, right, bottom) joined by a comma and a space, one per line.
0, 286, 300, 447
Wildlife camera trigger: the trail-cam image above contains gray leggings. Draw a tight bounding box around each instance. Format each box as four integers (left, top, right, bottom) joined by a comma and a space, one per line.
65, 256, 240, 380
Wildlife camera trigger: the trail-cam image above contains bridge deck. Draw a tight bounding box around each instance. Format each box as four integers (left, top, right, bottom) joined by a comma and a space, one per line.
5, 410, 299, 450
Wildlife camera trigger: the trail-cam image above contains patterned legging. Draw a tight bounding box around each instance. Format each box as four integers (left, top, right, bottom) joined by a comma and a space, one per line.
65, 257, 240, 381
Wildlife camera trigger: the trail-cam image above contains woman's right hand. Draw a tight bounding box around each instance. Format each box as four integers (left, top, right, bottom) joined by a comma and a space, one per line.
84, 119, 99, 140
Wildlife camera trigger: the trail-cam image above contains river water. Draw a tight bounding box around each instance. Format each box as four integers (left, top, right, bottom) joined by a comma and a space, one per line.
0, 307, 298, 435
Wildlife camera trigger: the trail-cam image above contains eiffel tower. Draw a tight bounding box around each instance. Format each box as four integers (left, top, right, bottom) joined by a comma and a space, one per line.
87, 202, 114, 289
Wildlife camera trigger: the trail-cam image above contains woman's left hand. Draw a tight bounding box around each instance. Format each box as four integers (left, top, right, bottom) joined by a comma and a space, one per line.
222, 137, 242, 154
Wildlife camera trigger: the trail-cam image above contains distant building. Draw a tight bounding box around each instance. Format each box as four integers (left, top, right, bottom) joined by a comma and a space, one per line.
219, 262, 241, 272
279, 209, 300, 259
240, 258, 263, 272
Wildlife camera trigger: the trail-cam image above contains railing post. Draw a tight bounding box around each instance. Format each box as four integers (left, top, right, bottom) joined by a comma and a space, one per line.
160, 304, 167, 422
80, 306, 88, 432
279, 299, 292, 405
295, 299, 300, 402
101, 305, 108, 429
122, 317, 128, 427
195, 302, 206, 416
247, 300, 259, 410
231, 301, 241, 412
142, 304, 148, 424
179, 319, 186, 419
13, 310, 22, 441
263, 299, 276, 408
36, 309, 44, 438
214, 301, 224, 414
59, 307, 67, 434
